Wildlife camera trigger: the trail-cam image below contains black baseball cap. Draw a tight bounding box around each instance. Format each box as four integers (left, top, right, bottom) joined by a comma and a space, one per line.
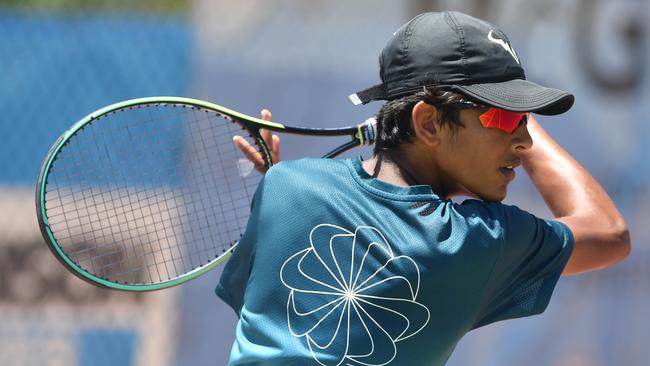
350, 11, 574, 115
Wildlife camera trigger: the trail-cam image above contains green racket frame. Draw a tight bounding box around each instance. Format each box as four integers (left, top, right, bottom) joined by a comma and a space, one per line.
36, 96, 376, 291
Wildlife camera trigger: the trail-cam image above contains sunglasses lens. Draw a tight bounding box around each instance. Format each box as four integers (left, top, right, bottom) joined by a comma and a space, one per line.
479, 108, 528, 133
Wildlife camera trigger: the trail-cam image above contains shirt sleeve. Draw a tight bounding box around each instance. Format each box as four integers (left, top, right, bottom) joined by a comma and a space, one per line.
215, 178, 266, 316
215, 232, 255, 316
473, 203, 574, 329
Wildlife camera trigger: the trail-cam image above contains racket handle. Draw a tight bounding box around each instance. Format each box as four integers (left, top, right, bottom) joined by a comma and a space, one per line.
360, 118, 377, 146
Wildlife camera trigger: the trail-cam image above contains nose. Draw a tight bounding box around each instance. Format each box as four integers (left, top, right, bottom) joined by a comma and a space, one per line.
512, 118, 533, 151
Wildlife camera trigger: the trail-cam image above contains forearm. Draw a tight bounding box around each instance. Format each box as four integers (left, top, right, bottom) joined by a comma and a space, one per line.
522, 116, 630, 274
522, 117, 619, 222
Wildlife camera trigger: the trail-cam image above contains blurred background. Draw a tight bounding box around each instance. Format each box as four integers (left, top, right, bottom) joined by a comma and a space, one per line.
0, 0, 648, 365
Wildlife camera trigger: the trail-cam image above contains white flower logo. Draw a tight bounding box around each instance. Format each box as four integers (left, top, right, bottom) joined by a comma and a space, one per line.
280, 224, 430, 366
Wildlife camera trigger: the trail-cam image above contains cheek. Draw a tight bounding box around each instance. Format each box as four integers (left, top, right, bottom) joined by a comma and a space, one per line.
446, 136, 493, 173
437, 139, 489, 186
445, 137, 506, 189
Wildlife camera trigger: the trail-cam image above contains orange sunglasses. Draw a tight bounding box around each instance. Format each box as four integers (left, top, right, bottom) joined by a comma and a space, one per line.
456, 100, 530, 134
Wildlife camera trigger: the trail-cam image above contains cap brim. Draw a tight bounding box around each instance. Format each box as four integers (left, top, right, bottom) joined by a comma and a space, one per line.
451, 79, 574, 115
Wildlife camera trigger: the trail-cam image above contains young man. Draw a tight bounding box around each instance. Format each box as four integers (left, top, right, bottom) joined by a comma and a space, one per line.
218, 11, 630, 365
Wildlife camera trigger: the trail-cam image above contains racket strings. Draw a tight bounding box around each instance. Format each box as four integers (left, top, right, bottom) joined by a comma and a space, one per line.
84, 108, 168, 275
50, 116, 232, 282
183, 108, 250, 261
43, 103, 264, 285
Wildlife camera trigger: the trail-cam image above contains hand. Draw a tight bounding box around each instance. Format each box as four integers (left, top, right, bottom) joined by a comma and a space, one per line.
232, 109, 280, 174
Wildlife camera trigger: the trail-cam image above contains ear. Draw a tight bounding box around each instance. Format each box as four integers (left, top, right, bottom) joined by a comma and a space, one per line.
411, 101, 440, 147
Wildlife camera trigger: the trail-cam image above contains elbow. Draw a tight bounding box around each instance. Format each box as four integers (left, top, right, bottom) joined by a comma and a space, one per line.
599, 217, 631, 268
561, 217, 631, 276
611, 221, 631, 262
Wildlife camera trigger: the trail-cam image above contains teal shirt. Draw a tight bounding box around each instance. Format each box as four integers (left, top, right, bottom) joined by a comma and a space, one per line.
217, 157, 573, 366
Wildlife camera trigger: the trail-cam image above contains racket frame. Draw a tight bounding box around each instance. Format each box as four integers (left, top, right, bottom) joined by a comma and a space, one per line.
36, 96, 376, 291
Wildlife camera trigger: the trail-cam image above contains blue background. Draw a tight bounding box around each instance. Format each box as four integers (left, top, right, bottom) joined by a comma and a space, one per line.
1, 1, 648, 366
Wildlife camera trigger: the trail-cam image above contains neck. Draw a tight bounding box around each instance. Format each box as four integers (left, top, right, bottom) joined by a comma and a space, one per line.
362, 149, 470, 200
362, 151, 431, 188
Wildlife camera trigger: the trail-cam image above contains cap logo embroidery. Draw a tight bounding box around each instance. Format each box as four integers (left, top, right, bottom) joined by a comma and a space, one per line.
487, 30, 520, 64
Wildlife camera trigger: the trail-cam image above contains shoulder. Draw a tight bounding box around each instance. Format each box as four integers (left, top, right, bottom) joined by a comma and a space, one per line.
267, 157, 346, 174
447, 199, 518, 234
452, 199, 541, 229
448, 199, 570, 244
453, 198, 508, 218
456, 199, 572, 258
263, 158, 349, 185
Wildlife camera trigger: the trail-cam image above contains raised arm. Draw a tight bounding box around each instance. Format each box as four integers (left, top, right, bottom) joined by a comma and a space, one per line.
522, 116, 630, 275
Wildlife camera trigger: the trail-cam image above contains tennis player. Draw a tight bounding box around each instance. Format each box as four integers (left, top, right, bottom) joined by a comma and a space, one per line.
218, 11, 630, 365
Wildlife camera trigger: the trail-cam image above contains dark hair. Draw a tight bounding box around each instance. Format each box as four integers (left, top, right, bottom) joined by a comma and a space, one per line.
373, 87, 468, 155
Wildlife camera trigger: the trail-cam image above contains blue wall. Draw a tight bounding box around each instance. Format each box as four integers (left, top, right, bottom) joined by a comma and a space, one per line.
0, 11, 192, 184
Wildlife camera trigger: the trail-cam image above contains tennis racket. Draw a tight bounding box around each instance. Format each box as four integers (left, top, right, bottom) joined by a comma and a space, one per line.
36, 96, 376, 291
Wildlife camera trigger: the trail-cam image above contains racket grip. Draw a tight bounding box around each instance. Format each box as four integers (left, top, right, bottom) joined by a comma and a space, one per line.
360, 117, 377, 146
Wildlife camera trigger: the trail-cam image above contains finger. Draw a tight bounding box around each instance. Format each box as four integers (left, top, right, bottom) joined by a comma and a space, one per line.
233, 135, 267, 173
271, 135, 281, 164
260, 109, 272, 121
260, 128, 273, 149
259, 109, 273, 152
